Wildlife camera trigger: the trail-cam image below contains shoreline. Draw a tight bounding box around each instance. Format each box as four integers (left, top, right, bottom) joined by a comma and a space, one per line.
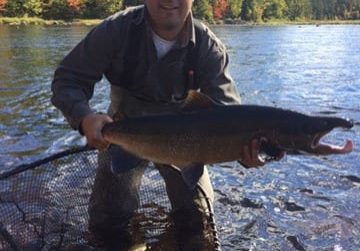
0, 17, 103, 26
211, 18, 360, 26
1, 17, 360, 26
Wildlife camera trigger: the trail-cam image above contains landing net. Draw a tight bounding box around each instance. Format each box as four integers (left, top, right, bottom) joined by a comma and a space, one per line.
0, 146, 218, 250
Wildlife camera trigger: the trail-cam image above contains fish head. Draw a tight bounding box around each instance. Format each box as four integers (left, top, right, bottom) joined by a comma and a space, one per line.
276, 116, 354, 155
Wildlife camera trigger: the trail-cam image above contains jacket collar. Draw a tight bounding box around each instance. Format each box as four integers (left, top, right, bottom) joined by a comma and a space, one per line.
130, 5, 196, 48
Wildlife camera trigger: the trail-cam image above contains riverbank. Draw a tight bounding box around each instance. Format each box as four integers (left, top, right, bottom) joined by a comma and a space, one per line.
1, 16, 360, 26
263, 19, 360, 25
0, 17, 102, 26
214, 18, 360, 25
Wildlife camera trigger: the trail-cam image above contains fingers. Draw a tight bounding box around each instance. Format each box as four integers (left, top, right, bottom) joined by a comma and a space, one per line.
251, 138, 266, 166
81, 113, 113, 151
240, 139, 265, 168
87, 130, 110, 151
239, 138, 287, 168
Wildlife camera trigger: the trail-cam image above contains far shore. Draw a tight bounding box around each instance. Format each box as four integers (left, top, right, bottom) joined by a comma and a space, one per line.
0, 17, 102, 26
1, 17, 360, 26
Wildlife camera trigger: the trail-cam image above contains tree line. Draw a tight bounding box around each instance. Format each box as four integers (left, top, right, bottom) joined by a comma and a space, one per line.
0, 0, 359, 22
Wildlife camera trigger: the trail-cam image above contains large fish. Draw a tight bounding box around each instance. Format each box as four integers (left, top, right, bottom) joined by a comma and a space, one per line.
102, 91, 353, 186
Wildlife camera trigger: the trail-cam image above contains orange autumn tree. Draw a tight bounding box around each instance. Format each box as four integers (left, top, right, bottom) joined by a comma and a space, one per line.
213, 0, 229, 19
67, 0, 84, 12
0, 0, 7, 15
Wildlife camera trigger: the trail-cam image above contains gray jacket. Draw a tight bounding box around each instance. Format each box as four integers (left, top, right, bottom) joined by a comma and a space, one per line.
51, 5, 240, 131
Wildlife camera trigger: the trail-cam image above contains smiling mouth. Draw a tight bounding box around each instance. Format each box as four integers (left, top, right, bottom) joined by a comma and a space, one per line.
159, 4, 179, 10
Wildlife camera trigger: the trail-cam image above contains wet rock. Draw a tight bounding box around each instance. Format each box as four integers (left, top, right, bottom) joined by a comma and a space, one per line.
341, 175, 360, 183
286, 236, 306, 251
285, 202, 305, 212
240, 198, 263, 209
310, 195, 332, 202
218, 197, 238, 206
299, 188, 313, 194
242, 220, 256, 233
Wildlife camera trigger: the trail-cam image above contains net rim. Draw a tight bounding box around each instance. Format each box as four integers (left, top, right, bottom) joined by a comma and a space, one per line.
0, 145, 93, 180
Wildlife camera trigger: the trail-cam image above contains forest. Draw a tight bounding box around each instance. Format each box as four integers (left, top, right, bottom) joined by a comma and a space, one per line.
0, 0, 359, 22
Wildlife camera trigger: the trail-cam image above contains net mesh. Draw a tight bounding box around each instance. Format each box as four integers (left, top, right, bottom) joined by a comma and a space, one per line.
0, 147, 217, 251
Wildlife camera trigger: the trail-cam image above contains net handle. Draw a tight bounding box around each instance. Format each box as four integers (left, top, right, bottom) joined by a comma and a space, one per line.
0, 145, 94, 180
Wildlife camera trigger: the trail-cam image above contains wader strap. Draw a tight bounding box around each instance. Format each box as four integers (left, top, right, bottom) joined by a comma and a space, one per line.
185, 19, 203, 91
197, 185, 222, 251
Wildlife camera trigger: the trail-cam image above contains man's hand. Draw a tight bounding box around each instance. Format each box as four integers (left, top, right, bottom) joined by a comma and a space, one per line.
239, 138, 286, 168
81, 113, 113, 150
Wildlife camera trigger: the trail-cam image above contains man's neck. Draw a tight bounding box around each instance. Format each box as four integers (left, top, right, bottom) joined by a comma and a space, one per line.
151, 24, 182, 41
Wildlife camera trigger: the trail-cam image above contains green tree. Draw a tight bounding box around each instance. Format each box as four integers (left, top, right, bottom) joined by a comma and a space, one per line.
193, 0, 214, 22
4, 0, 43, 17
285, 0, 311, 20
43, 0, 73, 19
335, 0, 348, 18
263, 0, 288, 19
310, 0, 325, 19
323, 0, 337, 19
105, 0, 122, 13
24, 0, 43, 16
82, 0, 122, 18
228, 0, 243, 18
4, 0, 24, 16
347, 0, 360, 19
241, 0, 255, 21
240, 0, 264, 21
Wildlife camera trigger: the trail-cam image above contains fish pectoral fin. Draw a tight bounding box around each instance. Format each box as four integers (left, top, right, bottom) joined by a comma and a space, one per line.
179, 164, 204, 189
181, 90, 221, 112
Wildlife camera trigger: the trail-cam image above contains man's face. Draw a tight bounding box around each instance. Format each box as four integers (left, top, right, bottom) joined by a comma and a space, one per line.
145, 0, 192, 32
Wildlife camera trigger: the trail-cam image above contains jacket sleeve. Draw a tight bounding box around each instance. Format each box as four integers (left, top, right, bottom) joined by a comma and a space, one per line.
51, 20, 115, 131
197, 29, 241, 105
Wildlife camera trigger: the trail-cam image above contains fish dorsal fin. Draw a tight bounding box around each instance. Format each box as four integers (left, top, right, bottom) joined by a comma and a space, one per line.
181, 90, 219, 112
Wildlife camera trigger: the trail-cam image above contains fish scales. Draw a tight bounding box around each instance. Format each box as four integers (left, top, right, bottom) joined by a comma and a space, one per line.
102, 91, 353, 167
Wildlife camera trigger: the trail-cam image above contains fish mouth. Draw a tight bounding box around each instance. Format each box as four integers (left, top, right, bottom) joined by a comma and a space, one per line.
259, 138, 284, 161
311, 131, 353, 154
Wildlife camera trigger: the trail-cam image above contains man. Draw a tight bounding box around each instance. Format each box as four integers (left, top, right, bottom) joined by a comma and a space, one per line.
51, 0, 273, 250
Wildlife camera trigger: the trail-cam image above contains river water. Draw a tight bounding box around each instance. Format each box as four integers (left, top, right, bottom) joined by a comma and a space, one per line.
0, 24, 359, 250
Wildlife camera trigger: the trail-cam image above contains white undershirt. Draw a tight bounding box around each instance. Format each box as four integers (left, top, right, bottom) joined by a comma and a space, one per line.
152, 31, 176, 60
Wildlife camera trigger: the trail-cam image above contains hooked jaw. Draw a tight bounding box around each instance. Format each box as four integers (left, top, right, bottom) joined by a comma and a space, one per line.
310, 131, 353, 154
309, 117, 354, 155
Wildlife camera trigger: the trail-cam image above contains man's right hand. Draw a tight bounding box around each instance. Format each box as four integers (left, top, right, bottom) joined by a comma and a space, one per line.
239, 138, 286, 168
80, 113, 113, 150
